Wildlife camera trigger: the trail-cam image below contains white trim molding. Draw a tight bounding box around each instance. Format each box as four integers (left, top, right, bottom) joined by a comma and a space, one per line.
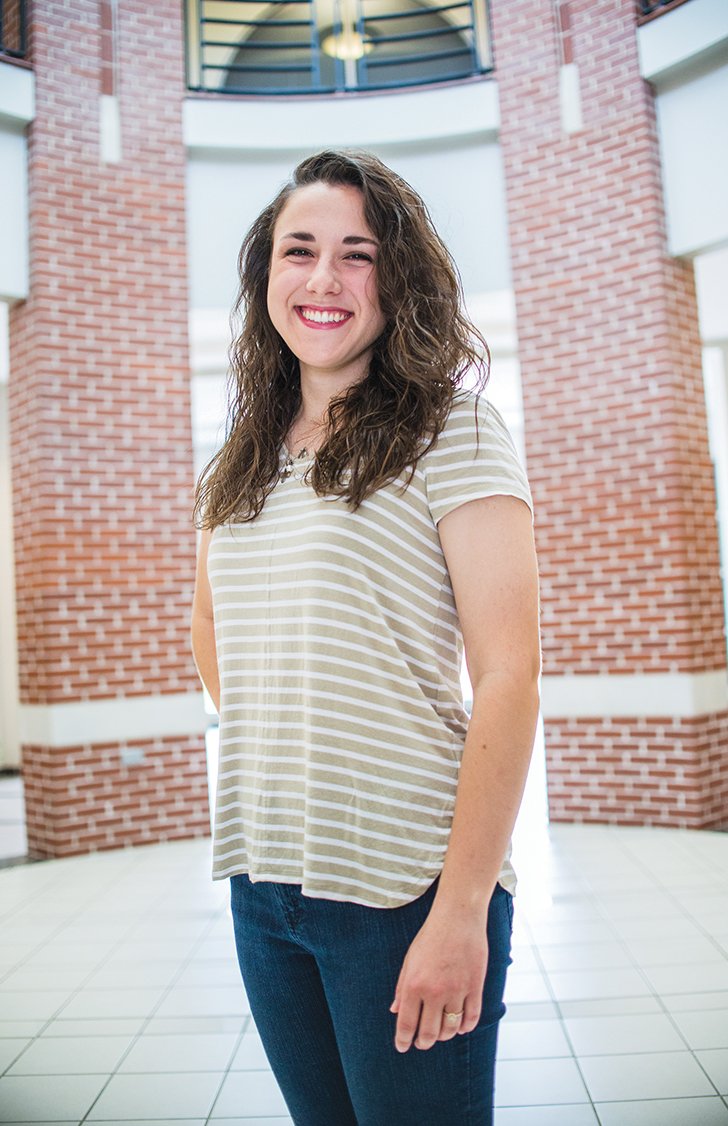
559, 63, 583, 134
19, 691, 210, 748
0, 61, 34, 126
637, 0, 728, 87
540, 669, 728, 719
184, 79, 499, 153
99, 94, 122, 164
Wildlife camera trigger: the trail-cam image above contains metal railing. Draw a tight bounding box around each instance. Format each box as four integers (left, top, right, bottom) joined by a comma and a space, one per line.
637, 0, 692, 20
186, 0, 492, 96
0, 0, 27, 59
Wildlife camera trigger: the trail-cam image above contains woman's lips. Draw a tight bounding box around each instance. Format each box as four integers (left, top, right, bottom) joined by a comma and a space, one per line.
295, 306, 354, 329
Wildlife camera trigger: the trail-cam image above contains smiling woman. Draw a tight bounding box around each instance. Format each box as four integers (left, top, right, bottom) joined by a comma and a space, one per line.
190, 148, 540, 1126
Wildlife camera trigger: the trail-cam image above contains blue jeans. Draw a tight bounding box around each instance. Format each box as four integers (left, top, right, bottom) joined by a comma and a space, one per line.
229, 873, 514, 1125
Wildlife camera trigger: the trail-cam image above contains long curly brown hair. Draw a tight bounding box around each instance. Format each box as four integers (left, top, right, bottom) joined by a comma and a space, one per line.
192, 148, 489, 528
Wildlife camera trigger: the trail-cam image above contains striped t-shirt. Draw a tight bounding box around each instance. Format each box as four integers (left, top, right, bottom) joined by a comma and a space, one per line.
208, 392, 533, 908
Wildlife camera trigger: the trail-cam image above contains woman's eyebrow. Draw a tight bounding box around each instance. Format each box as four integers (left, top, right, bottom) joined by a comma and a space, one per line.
280, 231, 379, 246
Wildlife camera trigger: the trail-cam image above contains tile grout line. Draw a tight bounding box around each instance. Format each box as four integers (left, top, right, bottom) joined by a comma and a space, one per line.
607, 828, 728, 1102
72, 863, 245, 1126
203, 1012, 253, 1126
1, 846, 241, 1122
517, 901, 604, 1125
517, 824, 728, 1114
0, 849, 163, 1082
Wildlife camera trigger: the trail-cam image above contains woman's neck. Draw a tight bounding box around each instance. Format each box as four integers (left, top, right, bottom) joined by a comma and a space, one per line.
297, 364, 368, 422
289, 372, 357, 454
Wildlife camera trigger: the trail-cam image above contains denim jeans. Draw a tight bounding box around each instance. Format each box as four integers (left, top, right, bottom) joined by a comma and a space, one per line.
229, 873, 514, 1125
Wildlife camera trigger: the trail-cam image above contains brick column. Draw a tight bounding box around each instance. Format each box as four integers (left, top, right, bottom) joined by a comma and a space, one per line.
8, 1, 210, 857
490, 0, 728, 827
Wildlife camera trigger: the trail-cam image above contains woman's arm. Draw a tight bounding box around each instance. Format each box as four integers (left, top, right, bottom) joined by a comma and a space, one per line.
191, 528, 221, 714
432, 493, 541, 911
391, 493, 541, 1052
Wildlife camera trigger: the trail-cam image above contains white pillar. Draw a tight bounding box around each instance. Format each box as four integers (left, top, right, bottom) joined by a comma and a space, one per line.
702, 343, 728, 668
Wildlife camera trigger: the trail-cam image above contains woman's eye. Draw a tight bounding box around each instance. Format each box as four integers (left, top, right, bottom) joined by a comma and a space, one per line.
346, 253, 373, 263
285, 247, 311, 257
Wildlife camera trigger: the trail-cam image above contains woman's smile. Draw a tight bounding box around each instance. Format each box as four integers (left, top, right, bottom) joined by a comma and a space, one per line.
295, 304, 354, 328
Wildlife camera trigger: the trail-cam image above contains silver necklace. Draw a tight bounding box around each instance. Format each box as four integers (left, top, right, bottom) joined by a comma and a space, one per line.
279, 444, 312, 480
280, 414, 326, 480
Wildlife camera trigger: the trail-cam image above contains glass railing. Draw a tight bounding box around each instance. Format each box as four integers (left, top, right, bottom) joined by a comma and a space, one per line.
0, 0, 27, 59
185, 0, 492, 96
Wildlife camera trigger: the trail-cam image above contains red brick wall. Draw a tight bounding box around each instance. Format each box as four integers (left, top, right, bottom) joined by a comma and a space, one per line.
23, 736, 211, 856
547, 714, 728, 828
8, 0, 209, 857
490, 0, 728, 826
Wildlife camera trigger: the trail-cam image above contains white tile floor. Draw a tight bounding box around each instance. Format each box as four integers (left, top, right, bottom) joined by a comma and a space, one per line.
1, 774, 728, 1125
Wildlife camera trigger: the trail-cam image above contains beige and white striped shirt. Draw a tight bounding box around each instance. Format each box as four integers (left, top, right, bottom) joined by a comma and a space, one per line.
208, 392, 533, 908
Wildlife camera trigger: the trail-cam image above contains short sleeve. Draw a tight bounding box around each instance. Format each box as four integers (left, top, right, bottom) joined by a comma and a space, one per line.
424, 393, 534, 525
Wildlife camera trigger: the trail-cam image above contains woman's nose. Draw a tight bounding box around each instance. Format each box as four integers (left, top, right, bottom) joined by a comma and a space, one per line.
305, 256, 341, 294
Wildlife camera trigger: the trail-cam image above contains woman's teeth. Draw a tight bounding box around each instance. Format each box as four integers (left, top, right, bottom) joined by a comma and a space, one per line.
300, 307, 351, 324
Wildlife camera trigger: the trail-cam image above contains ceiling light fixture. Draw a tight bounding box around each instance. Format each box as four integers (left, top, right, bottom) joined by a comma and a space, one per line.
321, 26, 372, 61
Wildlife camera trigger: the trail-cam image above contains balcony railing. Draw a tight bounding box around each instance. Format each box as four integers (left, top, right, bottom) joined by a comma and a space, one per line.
186, 0, 492, 96
637, 0, 693, 22
0, 0, 27, 59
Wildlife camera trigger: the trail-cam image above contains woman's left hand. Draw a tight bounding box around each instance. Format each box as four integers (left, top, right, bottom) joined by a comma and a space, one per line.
389, 903, 489, 1052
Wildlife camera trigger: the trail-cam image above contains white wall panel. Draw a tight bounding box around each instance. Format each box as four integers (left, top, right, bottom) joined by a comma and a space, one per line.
0, 127, 29, 303
655, 60, 728, 257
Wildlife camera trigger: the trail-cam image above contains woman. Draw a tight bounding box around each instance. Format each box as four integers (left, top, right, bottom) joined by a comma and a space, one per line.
191, 149, 540, 1125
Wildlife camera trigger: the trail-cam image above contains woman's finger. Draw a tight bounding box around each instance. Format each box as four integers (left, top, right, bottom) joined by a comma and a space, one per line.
414, 996, 452, 1051
457, 995, 482, 1035
394, 992, 423, 1053
438, 998, 466, 1041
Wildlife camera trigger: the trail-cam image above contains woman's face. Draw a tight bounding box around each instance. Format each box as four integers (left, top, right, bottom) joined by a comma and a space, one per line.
267, 182, 387, 393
